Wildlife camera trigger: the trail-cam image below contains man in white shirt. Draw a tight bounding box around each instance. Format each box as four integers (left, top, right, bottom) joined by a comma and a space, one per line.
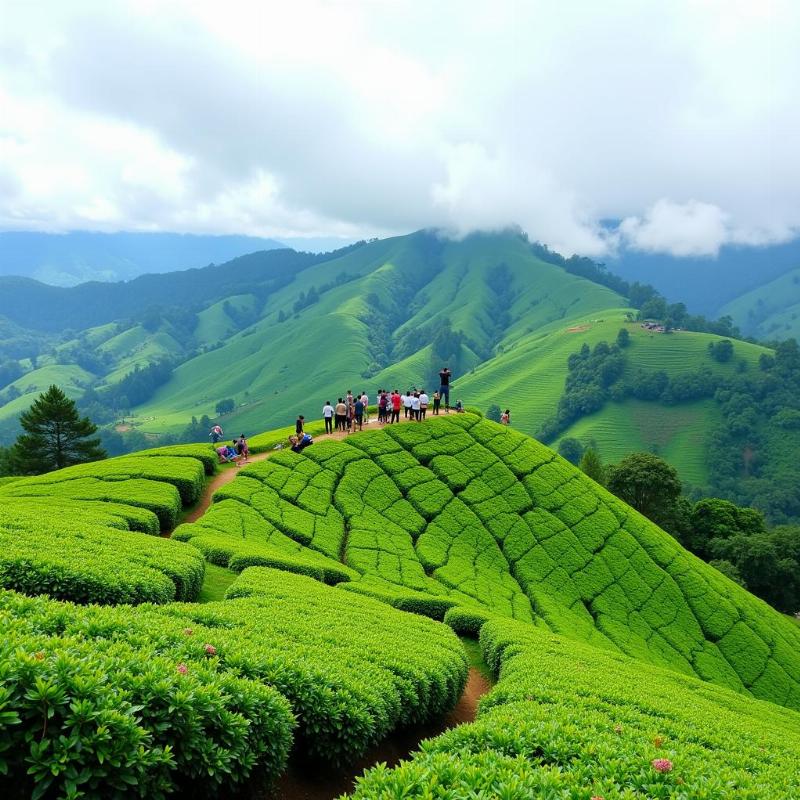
403, 392, 413, 418
360, 392, 369, 424
411, 393, 421, 421
419, 390, 429, 420
322, 401, 334, 434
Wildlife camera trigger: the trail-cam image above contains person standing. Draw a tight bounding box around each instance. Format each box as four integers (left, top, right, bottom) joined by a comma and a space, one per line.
335, 398, 346, 431
345, 390, 354, 432
323, 401, 334, 434
237, 434, 250, 463
354, 396, 364, 431
296, 415, 305, 436
432, 391, 441, 415
210, 424, 224, 444
403, 391, 413, 418
419, 389, 429, 420
378, 390, 387, 424
360, 391, 369, 424
501, 409, 510, 425
390, 389, 401, 424
438, 366, 452, 412
411, 392, 421, 421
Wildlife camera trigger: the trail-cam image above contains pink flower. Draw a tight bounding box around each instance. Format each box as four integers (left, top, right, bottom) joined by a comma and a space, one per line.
204, 643, 217, 656
183, 628, 194, 636
176, 663, 188, 675
652, 758, 673, 773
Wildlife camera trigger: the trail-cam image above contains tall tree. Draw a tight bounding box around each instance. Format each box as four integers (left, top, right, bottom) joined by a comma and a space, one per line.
606, 452, 682, 523
11, 385, 106, 474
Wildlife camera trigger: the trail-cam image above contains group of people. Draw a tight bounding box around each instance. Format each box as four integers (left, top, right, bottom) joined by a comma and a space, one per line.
210, 425, 250, 464
316, 367, 464, 436
208, 366, 510, 463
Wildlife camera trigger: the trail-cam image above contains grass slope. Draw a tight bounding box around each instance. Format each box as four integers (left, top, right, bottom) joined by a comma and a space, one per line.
3, 419, 800, 797
721, 264, 800, 340
175, 415, 800, 711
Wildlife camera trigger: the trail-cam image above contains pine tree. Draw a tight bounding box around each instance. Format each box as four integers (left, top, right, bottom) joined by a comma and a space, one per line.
11, 385, 106, 474
579, 447, 606, 486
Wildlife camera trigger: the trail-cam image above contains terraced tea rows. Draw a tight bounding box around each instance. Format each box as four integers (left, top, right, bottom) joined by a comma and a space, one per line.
3, 415, 800, 800
176, 414, 800, 710
349, 616, 800, 799
1, 568, 467, 796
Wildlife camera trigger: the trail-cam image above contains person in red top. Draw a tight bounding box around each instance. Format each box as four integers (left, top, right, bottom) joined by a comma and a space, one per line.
390, 389, 402, 424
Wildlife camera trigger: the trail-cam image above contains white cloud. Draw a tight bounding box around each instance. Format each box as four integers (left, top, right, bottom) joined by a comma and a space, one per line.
0, 0, 797, 255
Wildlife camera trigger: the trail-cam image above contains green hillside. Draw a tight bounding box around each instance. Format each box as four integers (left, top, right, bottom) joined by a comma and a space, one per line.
2, 417, 799, 798
721, 265, 800, 340
0, 229, 790, 509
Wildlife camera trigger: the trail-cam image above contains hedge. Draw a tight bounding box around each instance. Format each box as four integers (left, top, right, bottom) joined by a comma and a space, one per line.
0, 519, 205, 604
349, 617, 800, 799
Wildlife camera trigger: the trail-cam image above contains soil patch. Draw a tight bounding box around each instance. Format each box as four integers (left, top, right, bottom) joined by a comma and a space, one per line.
566, 324, 590, 333
263, 667, 491, 800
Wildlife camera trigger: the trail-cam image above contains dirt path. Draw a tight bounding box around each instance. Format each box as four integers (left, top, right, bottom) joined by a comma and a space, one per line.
173, 417, 417, 533
267, 666, 491, 800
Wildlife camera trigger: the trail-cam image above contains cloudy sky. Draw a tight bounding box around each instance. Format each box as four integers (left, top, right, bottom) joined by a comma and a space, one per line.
0, 0, 797, 256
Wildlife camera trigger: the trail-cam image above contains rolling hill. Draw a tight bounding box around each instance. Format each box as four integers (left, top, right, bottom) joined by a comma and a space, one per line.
2, 417, 799, 798
0, 229, 793, 514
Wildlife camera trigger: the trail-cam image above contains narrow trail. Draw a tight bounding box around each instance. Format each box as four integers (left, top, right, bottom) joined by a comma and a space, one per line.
268, 666, 492, 800
170, 415, 421, 535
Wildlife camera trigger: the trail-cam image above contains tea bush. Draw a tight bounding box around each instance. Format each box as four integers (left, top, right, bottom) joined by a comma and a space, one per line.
0, 518, 205, 604
0, 590, 294, 799
205, 414, 800, 711
348, 617, 800, 800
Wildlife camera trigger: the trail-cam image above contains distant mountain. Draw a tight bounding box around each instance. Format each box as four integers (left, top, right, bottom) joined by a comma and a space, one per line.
604, 239, 800, 318
0, 231, 286, 285
1, 229, 798, 524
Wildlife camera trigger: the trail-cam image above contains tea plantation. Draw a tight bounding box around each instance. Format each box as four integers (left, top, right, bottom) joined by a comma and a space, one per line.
2, 417, 800, 798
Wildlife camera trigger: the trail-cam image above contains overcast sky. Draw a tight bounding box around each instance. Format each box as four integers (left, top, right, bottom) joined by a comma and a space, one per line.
0, 0, 797, 257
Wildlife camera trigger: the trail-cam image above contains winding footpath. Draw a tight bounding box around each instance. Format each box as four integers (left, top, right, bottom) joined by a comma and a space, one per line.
168, 417, 494, 799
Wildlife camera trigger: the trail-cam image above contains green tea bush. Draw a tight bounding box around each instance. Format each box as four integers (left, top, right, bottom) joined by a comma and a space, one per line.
2, 476, 182, 529
199, 414, 800, 710
0, 519, 205, 604
6, 455, 205, 505
0, 590, 294, 799
138, 442, 218, 474
349, 617, 800, 800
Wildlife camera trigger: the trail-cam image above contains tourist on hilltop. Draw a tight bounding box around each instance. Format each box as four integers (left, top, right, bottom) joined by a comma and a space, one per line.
354, 395, 365, 431
322, 400, 334, 434
334, 397, 346, 431
215, 444, 233, 463
432, 390, 441, 415
390, 389, 401, 424
501, 409, 510, 425
236, 434, 250, 463
360, 391, 369, 424
439, 366, 452, 412
290, 433, 313, 453
454, 399, 464, 413
209, 424, 224, 444
296, 415, 305, 436
419, 389, 429, 420
379, 390, 389, 424
411, 391, 421, 421
345, 390, 354, 431
403, 391, 413, 418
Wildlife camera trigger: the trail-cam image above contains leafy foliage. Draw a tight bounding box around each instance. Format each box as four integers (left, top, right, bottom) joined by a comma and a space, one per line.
349, 617, 800, 800
10, 385, 105, 474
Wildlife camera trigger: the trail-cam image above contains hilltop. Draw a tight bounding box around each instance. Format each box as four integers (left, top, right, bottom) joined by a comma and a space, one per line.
2, 416, 799, 798
0, 229, 796, 518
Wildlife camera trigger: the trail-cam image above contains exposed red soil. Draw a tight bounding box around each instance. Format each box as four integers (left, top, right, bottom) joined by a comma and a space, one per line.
566, 324, 590, 333
265, 668, 491, 800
